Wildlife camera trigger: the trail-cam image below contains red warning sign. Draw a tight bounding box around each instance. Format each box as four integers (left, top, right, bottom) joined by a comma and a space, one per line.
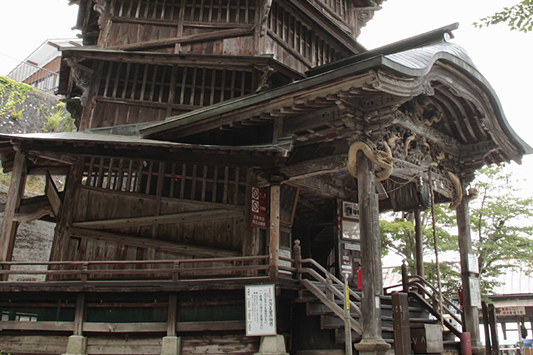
251, 187, 267, 230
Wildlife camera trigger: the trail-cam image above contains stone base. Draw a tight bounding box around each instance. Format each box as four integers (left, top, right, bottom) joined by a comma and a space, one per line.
255, 335, 289, 355
353, 338, 391, 355
62, 335, 88, 355
161, 336, 181, 355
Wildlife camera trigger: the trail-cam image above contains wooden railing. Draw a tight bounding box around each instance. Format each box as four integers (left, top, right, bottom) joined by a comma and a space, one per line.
401, 263, 463, 337
0, 255, 270, 283
291, 240, 363, 334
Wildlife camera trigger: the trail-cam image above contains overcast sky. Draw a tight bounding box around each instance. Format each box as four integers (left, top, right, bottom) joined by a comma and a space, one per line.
0, 0, 532, 194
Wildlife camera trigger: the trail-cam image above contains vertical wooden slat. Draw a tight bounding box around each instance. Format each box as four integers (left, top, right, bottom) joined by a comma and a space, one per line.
190, 164, 198, 200
212, 165, 218, 203
135, 0, 142, 18
103, 62, 114, 97
116, 159, 125, 191
96, 158, 105, 188
135, 160, 144, 193
189, 67, 198, 105
169, 162, 176, 197
199, 68, 206, 106
145, 161, 154, 195
209, 69, 216, 105
222, 166, 229, 204
106, 158, 115, 189
219, 69, 226, 102
112, 63, 123, 98
140, 64, 150, 101
234, 0, 239, 23
130, 63, 141, 100
201, 165, 208, 201
230, 70, 236, 99
126, 159, 134, 192
86, 157, 95, 186
180, 163, 187, 199
180, 67, 188, 105
121, 62, 132, 99
167, 65, 177, 116
208, 0, 214, 22
234, 167, 240, 204
158, 66, 167, 103
161, 0, 167, 19
245, 0, 249, 23
217, 0, 222, 22
149, 64, 159, 101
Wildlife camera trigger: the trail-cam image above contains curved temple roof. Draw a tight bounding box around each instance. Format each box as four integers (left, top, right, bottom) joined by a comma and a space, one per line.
140, 26, 532, 167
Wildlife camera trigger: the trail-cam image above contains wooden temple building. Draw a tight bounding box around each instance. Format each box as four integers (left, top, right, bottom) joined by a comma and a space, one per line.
0, 0, 530, 354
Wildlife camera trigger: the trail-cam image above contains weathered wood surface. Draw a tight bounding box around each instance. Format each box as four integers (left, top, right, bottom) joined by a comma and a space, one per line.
0, 335, 69, 354
181, 334, 259, 354
86, 335, 162, 354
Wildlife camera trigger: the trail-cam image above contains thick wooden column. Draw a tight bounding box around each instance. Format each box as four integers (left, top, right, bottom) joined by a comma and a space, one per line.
456, 192, 483, 353
414, 210, 424, 277
0, 150, 26, 263
353, 152, 390, 355
269, 184, 280, 283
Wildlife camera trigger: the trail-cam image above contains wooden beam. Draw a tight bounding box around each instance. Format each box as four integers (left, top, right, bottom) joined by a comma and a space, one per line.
281, 155, 347, 180
71, 208, 244, 230
68, 227, 240, 258
45, 170, 62, 217
0, 150, 25, 262
110, 27, 253, 51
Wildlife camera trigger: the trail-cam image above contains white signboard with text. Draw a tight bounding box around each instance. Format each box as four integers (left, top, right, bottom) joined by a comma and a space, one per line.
245, 284, 276, 336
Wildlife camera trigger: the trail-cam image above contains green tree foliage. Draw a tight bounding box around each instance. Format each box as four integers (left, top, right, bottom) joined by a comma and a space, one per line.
471, 165, 533, 293
474, 1, 533, 32
380, 165, 533, 297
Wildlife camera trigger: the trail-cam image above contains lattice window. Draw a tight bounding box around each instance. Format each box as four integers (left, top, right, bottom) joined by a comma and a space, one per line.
316, 0, 349, 22
82, 158, 248, 205
183, 0, 255, 24
268, 1, 341, 66
113, 0, 182, 21
97, 62, 253, 107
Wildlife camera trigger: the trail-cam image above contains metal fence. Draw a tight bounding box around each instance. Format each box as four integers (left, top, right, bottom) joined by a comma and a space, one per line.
6, 61, 59, 93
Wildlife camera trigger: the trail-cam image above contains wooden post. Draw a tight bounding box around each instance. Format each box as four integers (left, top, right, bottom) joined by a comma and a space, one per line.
488, 303, 499, 355
482, 301, 492, 355
0, 150, 26, 263
401, 261, 409, 293
414, 209, 424, 278
456, 190, 483, 353
353, 152, 390, 355
293, 240, 301, 281
167, 293, 178, 337
269, 184, 280, 283
392, 292, 412, 355
74, 293, 86, 336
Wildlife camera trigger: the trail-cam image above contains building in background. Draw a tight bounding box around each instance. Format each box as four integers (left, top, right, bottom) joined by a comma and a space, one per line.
6, 38, 81, 93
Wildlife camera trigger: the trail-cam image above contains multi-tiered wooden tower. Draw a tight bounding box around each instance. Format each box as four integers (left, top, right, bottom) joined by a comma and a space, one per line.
0, 1, 530, 354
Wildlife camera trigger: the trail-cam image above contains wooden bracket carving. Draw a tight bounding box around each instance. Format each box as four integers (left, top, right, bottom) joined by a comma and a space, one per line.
64, 58, 93, 107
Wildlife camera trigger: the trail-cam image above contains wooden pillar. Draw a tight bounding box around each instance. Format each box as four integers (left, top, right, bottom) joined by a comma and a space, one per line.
167, 293, 178, 337
353, 152, 390, 355
414, 209, 424, 278
74, 293, 86, 336
456, 191, 483, 353
0, 150, 26, 263
269, 184, 280, 283
488, 304, 499, 355
482, 301, 492, 355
